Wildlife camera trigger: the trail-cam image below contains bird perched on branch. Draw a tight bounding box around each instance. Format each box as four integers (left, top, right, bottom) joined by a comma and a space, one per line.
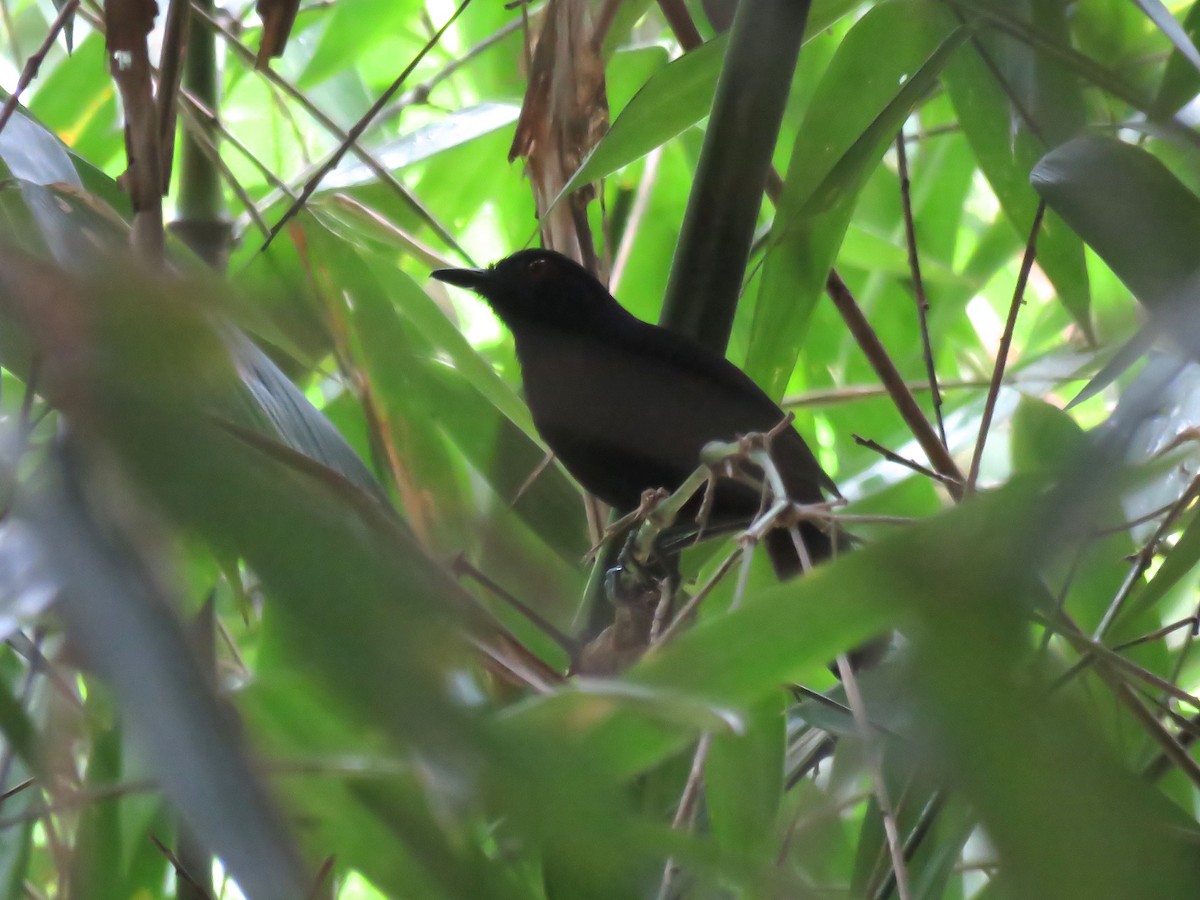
432, 248, 842, 578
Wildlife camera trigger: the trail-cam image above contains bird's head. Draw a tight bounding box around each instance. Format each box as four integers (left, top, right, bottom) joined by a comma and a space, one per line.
431, 249, 622, 332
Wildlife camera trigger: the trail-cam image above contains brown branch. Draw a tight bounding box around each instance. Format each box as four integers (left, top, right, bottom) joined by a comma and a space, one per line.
0, 0, 81, 136
783, 378, 1032, 408
827, 271, 965, 498
853, 434, 957, 487
154, 0, 190, 189
657, 0, 703, 50
376, 12, 528, 126
175, 96, 270, 235
655, 547, 742, 645
1111, 616, 1200, 654
107, 0, 166, 260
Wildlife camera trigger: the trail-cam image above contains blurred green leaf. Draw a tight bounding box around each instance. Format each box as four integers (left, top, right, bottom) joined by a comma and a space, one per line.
1131, 0, 1200, 81
1011, 396, 1086, 473
9, 2, 1200, 896
1154, 1, 1200, 114
705, 696, 785, 867
1032, 136, 1200, 315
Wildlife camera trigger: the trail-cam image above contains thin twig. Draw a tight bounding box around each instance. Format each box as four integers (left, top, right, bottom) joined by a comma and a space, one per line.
730, 530, 758, 610
1111, 616, 1200, 654
837, 654, 910, 900
375, 12, 530, 127
155, 0, 190, 188
1091, 500, 1178, 537
871, 792, 946, 900
1093, 471, 1200, 640
1108, 673, 1200, 791
657, 733, 712, 900
610, 146, 662, 294
266, 0, 474, 247
471, 637, 559, 694
0, 0, 79, 136
1042, 610, 1200, 791
655, 547, 743, 645
783, 375, 1083, 409
894, 131, 945, 446
948, 4, 1048, 147
511, 449, 556, 508
188, 2, 470, 262
966, 202, 1044, 493
791, 684, 902, 740
177, 87, 294, 195
305, 856, 336, 900
450, 554, 579, 656
0, 631, 45, 814
826, 271, 965, 498
853, 435, 958, 486
322, 194, 450, 269
176, 101, 270, 235
150, 833, 214, 899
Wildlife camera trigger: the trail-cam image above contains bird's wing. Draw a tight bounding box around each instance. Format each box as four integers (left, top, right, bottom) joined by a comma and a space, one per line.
617, 319, 840, 499
518, 320, 838, 503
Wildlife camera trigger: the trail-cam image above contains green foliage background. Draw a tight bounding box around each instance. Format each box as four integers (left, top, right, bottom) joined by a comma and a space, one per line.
0, 0, 1200, 897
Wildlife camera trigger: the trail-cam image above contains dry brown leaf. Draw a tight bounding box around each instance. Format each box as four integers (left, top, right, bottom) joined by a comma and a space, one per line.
509, 0, 609, 272
255, 0, 301, 69
106, 0, 164, 257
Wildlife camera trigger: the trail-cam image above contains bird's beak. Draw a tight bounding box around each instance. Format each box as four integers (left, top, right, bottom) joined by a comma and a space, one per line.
430, 266, 493, 292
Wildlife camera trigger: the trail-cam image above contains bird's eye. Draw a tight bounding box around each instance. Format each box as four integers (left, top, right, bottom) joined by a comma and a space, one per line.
526, 258, 548, 278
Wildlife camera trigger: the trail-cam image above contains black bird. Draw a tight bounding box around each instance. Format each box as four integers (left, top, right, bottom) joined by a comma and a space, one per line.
431, 248, 842, 577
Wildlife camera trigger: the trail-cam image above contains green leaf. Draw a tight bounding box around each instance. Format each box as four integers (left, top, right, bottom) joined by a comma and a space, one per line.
1032, 136, 1200, 317
556, 0, 864, 202
298, 0, 426, 88
705, 695, 785, 866
1126, 507, 1200, 624
1153, 0, 1200, 114
1011, 396, 1086, 474
558, 35, 729, 199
